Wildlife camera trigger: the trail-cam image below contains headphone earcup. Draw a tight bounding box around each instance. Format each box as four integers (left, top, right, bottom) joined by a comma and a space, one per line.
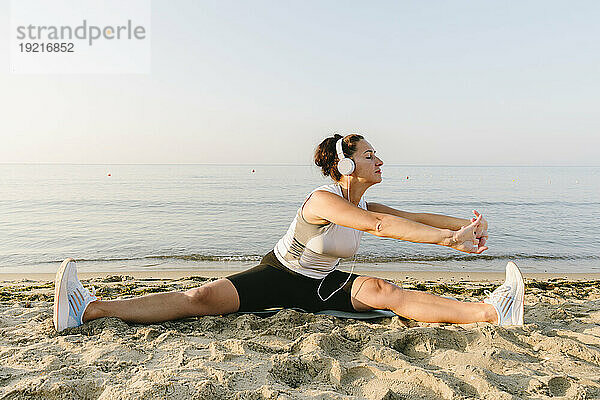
337, 158, 355, 175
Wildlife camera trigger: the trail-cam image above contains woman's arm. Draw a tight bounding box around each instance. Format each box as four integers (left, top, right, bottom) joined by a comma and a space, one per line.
303, 191, 486, 253
367, 202, 472, 230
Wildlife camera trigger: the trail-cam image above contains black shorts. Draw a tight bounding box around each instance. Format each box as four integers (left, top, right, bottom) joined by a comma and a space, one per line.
226, 250, 359, 313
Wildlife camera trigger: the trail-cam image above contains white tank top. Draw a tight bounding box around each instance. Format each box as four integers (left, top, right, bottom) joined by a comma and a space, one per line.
273, 183, 366, 279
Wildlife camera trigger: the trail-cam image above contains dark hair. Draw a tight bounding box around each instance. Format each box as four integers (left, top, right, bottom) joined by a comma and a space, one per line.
314, 133, 364, 181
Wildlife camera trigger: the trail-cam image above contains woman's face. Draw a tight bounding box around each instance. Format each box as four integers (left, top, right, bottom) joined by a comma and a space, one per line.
350, 139, 384, 184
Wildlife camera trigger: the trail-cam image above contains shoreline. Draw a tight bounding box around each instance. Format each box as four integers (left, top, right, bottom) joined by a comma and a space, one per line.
2, 269, 600, 282
3, 256, 598, 277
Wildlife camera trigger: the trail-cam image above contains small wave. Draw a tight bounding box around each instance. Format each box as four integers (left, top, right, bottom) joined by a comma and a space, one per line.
148, 254, 263, 262
39, 254, 265, 264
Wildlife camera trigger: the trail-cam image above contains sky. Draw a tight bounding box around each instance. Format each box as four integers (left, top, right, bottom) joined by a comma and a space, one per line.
1, 0, 599, 166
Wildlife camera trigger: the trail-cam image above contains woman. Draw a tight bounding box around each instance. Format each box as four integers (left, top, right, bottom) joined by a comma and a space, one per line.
53, 134, 524, 332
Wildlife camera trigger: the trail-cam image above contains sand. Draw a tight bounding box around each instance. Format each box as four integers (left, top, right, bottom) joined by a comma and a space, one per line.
1, 271, 600, 399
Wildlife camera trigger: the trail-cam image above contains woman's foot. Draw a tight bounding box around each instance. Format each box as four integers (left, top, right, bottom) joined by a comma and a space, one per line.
484, 261, 525, 326
53, 258, 98, 332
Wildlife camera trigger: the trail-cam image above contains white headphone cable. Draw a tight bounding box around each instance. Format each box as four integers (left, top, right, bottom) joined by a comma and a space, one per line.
316, 254, 357, 302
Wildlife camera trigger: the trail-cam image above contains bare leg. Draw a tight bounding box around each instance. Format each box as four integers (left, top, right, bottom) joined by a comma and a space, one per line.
350, 276, 498, 324
83, 278, 240, 324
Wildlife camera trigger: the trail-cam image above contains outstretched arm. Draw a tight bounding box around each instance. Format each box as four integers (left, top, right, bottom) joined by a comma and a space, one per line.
303, 191, 488, 254
366, 202, 471, 230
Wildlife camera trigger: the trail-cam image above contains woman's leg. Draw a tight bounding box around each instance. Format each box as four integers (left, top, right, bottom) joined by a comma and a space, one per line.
350, 276, 498, 324
82, 278, 240, 324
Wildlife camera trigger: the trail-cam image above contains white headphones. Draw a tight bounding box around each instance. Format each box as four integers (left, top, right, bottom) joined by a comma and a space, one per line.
336, 137, 355, 176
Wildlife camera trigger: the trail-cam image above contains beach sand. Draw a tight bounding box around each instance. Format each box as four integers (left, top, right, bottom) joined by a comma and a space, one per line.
1, 270, 600, 399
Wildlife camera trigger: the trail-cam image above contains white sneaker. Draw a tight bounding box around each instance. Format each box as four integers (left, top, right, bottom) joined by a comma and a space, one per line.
484, 261, 525, 326
53, 258, 98, 332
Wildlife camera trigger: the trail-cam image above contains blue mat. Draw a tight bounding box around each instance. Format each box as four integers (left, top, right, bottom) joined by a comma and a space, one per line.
240, 308, 397, 319
315, 309, 397, 319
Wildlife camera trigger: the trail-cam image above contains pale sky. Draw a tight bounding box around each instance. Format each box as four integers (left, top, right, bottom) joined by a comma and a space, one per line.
1, 0, 599, 165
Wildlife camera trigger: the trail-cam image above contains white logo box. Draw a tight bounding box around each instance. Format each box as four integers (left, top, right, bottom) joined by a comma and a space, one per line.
10, 0, 151, 74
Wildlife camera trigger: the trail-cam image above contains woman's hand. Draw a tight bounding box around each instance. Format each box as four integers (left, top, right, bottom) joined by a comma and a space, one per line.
448, 214, 488, 254
470, 210, 488, 248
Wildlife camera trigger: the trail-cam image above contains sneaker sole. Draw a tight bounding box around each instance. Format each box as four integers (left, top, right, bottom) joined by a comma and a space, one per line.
53, 258, 75, 332
506, 261, 525, 326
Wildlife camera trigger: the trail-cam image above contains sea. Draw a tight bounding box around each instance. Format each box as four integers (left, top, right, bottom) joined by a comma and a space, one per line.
1, 164, 599, 274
